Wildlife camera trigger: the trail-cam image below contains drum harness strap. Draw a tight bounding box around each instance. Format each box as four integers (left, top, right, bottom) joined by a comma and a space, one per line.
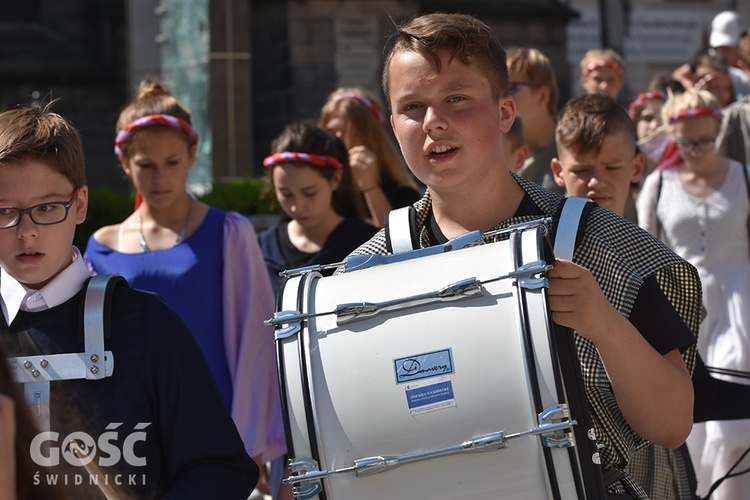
553, 198, 631, 494
8, 274, 124, 433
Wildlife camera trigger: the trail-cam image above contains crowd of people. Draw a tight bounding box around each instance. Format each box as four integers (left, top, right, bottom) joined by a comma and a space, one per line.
2, 8, 750, 500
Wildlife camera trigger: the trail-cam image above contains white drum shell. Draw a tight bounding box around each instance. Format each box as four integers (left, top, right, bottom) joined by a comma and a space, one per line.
277, 229, 581, 499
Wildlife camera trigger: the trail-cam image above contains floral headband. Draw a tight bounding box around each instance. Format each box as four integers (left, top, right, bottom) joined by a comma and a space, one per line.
694, 72, 730, 91
115, 114, 198, 156
331, 91, 386, 127
582, 59, 624, 78
628, 91, 667, 119
667, 108, 723, 124
263, 151, 343, 170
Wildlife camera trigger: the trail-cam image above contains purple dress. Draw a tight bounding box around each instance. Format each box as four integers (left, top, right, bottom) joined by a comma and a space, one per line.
85, 207, 233, 409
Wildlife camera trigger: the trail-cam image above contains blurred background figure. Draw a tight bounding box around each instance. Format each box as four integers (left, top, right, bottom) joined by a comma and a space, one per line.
506, 47, 562, 193
637, 88, 750, 500
709, 10, 750, 99
579, 48, 626, 101
717, 34, 750, 165
503, 117, 530, 174
319, 87, 422, 227
693, 54, 736, 109
629, 74, 685, 179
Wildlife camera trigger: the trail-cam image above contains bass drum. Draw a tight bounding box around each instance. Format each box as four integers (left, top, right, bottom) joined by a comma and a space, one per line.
270, 221, 605, 499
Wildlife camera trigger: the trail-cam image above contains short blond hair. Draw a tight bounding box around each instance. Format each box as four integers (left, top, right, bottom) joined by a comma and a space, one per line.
661, 88, 720, 131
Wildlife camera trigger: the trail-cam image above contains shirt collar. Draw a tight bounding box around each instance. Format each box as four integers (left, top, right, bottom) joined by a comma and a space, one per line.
414, 174, 561, 248
1, 247, 90, 325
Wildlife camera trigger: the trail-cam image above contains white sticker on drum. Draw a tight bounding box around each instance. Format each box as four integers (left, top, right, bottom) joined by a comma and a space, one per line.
394, 348, 454, 384
405, 376, 456, 415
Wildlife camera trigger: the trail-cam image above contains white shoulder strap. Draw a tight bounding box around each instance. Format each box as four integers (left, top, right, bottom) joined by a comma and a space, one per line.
83, 274, 118, 380
553, 197, 588, 260
385, 206, 418, 254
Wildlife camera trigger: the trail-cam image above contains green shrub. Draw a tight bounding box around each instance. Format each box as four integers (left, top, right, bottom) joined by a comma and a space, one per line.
75, 177, 275, 250
198, 176, 277, 215
75, 186, 134, 250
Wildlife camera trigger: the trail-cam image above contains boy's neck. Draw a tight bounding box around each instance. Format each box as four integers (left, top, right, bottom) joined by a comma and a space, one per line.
430, 173, 525, 238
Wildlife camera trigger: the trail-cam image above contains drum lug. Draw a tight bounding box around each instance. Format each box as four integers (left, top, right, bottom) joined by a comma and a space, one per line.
517, 260, 549, 290
267, 310, 304, 340
538, 404, 576, 449
286, 458, 325, 499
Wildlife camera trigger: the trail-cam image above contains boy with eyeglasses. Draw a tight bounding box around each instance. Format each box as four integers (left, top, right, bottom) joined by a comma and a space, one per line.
0, 104, 259, 498
506, 47, 564, 193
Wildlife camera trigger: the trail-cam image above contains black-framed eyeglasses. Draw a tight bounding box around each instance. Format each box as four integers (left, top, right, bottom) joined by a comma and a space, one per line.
673, 136, 717, 153
0, 188, 80, 229
509, 81, 532, 96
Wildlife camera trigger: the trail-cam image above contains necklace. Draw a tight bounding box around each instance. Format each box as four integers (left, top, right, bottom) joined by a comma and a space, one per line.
138, 198, 192, 253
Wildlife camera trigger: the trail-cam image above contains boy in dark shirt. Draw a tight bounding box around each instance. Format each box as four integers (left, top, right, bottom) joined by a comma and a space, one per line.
0, 104, 258, 498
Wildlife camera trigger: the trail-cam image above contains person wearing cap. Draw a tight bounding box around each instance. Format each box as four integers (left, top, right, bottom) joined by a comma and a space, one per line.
709, 10, 750, 99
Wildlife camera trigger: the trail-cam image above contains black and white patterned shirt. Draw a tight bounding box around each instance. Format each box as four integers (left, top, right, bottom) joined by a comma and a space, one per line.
348, 173, 702, 498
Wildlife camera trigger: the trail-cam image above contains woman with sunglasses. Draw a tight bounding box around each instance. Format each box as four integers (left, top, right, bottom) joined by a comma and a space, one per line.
637, 88, 750, 500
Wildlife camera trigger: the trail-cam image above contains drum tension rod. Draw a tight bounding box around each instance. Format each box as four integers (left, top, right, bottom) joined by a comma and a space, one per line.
283, 404, 576, 487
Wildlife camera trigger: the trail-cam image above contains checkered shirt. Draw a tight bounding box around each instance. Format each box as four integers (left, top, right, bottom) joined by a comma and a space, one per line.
348, 173, 702, 498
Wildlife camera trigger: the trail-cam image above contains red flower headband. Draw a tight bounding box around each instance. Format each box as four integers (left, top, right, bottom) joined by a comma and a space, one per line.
694, 72, 730, 91
667, 108, 723, 124
263, 152, 343, 170
582, 59, 624, 78
628, 91, 667, 119
115, 114, 198, 156
331, 91, 386, 127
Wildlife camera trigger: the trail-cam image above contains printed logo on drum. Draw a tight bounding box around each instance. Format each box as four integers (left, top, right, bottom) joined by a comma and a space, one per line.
394, 348, 454, 384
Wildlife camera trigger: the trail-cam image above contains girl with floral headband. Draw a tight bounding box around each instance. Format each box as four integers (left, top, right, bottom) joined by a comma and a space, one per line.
579, 48, 626, 100
694, 68, 735, 109
258, 120, 377, 293
319, 87, 422, 227
84, 78, 286, 496
637, 88, 750, 500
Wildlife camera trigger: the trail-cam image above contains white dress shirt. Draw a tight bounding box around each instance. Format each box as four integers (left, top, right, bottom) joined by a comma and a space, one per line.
1, 247, 91, 325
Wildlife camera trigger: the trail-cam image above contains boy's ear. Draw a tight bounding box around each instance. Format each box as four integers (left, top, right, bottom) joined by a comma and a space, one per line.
499, 96, 516, 134
631, 151, 646, 184
75, 185, 89, 225
550, 158, 567, 188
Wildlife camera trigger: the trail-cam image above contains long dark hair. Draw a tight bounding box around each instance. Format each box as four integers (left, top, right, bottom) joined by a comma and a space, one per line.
267, 120, 366, 219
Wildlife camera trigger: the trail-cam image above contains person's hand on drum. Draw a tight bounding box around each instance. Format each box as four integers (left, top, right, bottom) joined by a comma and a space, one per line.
547, 258, 618, 343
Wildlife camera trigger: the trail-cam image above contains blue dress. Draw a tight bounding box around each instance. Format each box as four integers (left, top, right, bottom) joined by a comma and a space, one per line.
85, 207, 233, 409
